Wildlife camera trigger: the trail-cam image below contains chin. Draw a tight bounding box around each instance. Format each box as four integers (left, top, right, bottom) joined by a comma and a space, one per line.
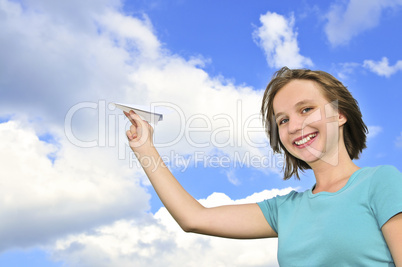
292, 149, 325, 164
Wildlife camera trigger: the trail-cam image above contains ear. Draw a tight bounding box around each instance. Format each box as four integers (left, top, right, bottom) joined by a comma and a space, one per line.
338, 112, 347, 126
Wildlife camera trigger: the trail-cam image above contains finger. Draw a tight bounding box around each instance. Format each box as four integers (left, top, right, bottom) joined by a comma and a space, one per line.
126, 129, 134, 140
128, 110, 148, 127
124, 111, 137, 126
126, 111, 154, 148
129, 123, 139, 139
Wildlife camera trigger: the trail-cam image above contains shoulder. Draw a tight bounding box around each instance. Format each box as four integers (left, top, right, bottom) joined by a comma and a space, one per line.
370, 165, 401, 174
257, 189, 307, 233
259, 189, 307, 208
362, 165, 402, 227
348, 165, 402, 198
359, 165, 402, 200
359, 165, 402, 183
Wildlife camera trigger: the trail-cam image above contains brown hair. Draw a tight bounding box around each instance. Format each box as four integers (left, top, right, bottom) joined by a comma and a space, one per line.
261, 67, 368, 180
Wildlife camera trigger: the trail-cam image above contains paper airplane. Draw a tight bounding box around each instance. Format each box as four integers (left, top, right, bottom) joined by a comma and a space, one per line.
113, 103, 163, 125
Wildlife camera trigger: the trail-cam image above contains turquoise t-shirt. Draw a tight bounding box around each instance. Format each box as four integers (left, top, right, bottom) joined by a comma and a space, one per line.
258, 165, 402, 266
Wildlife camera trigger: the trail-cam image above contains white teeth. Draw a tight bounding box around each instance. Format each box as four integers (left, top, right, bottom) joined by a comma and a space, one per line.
295, 133, 317, 146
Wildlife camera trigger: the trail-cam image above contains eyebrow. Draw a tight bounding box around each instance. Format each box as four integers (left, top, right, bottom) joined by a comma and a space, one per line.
274, 99, 316, 120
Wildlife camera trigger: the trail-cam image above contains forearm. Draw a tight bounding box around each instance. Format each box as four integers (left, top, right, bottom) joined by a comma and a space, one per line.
135, 146, 204, 231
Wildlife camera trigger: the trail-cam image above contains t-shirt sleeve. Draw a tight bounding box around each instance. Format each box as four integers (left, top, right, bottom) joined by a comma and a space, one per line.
257, 191, 296, 234
257, 197, 279, 234
369, 165, 402, 228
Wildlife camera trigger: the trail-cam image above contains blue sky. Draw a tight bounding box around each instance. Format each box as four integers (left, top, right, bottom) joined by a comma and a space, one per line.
1, 0, 402, 266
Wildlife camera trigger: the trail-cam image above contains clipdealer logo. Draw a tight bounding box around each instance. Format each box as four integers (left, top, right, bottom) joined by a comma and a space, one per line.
64, 100, 273, 168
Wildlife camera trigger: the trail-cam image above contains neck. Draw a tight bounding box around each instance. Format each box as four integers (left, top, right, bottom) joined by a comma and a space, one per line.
309, 145, 360, 193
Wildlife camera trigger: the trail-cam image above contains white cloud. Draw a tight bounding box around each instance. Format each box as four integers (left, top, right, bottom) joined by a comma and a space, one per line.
96, 10, 161, 59
0, 120, 150, 250
252, 11, 313, 69
0, 0, 175, 134
198, 188, 295, 207
50, 188, 294, 267
332, 57, 402, 79
325, 0, 402, 46
367, 125, 383, 139
363, 57, 402, 77
334, 62, 361, 80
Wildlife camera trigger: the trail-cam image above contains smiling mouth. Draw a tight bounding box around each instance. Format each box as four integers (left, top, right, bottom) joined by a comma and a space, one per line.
294, 132, 317, 146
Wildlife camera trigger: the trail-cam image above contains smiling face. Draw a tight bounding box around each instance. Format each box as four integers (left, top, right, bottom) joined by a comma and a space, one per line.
273, 79, 347, 166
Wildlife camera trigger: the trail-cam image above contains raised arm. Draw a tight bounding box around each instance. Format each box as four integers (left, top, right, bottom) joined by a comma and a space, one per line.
125, 110, 277, 239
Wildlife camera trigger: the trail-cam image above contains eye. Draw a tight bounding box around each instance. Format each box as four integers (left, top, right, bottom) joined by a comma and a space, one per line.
278, 118, 289, 125
301, 107, 313, 114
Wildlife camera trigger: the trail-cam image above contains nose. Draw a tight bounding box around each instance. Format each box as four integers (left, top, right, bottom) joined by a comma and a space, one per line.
288, 115, 303, 134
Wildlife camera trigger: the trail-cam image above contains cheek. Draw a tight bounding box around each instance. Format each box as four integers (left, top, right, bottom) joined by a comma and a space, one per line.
278, 129, 290, 146
323, 121, 340, 142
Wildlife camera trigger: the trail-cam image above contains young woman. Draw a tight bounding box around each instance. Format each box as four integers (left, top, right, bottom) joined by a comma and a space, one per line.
124, 67, 402, 266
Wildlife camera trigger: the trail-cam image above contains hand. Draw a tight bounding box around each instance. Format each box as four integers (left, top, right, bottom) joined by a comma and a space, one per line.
124, 110, 154, 153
